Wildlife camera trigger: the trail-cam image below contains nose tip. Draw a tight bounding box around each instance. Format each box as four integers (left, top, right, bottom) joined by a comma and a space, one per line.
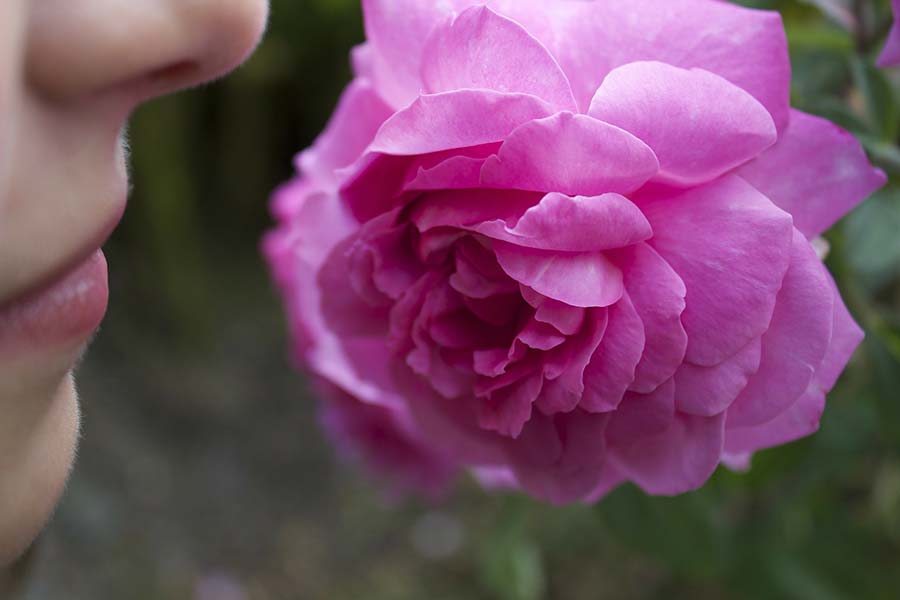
27, 0, 270, 102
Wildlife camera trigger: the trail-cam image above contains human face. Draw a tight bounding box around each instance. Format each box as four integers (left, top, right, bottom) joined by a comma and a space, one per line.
0, 0, 269, 565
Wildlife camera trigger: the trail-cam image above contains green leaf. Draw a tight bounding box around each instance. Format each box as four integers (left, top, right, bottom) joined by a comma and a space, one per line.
850, 56, 900, 142
842, 187, 900, 291
479, 505, 546, 600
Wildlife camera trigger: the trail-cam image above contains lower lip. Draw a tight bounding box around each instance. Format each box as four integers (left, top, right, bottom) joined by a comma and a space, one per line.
0, 251, 109, 357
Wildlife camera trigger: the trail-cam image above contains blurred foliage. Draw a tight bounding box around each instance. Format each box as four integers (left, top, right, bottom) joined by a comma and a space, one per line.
24, 0, 900, 598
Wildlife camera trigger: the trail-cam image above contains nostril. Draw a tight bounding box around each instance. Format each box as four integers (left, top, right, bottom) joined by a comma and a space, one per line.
141, 61, 201, 96
147, 61, 197, 85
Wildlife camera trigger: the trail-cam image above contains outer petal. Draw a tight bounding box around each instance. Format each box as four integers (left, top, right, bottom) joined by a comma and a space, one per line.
509, 410, 611, 504
361, 0, 471, 107
724, 276, 864, 453
319, 383, 457, 497
725, 386, 824, 455
489, 0, 791, 128
480, 112, 659, 196
608, 380, 725, 496
474, 192, 652, 252
640, 176, 794, 366
605, 378, 675, 448
264, 192, 404, 411
493, 241, 625, 308
877, 0, 900, 67
612, 243, 687, 393
422, 5, 577, 110
737, 110, 886, 239
814, 274, 865, 391
675, 338, 763, 417
297, 79, 394, 187
368, 89, 555, 156
726, 232, 834, 428
588, 62, 777, 186
392, 362, 508, 465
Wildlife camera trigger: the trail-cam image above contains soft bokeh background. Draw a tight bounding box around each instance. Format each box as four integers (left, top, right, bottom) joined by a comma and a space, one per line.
15, 0, 900, 598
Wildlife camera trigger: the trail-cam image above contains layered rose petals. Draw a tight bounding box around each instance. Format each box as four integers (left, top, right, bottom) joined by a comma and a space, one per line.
265, 0, 884, 503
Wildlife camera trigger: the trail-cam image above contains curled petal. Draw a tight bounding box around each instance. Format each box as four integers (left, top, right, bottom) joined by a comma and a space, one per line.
474, 192, 652, 252
480, 112, 659, 196
494, 241, 624, 308
369, 89, 555, 156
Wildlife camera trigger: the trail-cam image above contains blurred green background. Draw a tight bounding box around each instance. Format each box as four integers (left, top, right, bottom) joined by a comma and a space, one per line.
17, 0, 900, 598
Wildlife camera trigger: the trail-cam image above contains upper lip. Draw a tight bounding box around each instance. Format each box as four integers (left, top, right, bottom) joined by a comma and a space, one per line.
0, 206, 123, 311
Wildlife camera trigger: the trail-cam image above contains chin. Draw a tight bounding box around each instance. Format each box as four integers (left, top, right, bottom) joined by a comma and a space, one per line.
0, 373, 80, 567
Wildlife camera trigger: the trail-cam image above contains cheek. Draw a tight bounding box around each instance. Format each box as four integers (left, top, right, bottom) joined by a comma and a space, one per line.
0, 1, 25, 200
0, 374, 80, 566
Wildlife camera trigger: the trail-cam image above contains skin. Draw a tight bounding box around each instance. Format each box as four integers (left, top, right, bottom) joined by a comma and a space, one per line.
0, 0, 269, 566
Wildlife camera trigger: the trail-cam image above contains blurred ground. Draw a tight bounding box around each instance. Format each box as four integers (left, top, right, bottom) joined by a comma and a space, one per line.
12, 0, 900, 598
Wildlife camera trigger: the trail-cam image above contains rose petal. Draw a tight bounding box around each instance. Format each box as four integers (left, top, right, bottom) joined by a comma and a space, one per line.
726, 231, 834, 427
393, 361, 507, 465
361, 0, 470, 107
605, 378, 676, 447
814, 274, 864, 391
422, 5, 577, 110
493, 241, 624, 308
474, 192, 652, 252
724, 274, 864, 453
368, 89, 555, 156
725, 385, 825, 455
675, 338, 762, 417
480, 112, 659, 196
297, 79, 394, 187
640, 175, 794, 365
588, 61, 776, 186
612, 243, 687, 393
878, 0, 900, 67
411, 189, 540, 236
477, 373, 543, 438
537, 311, 608, 414
737, 109, 886, 238
490, 0, 791, 128
610, 410, 725, 496
581, 293, 645, 412
510, 410, 611, 504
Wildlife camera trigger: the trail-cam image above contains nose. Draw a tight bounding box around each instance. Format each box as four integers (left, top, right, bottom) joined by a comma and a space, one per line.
26, 0, 269, 103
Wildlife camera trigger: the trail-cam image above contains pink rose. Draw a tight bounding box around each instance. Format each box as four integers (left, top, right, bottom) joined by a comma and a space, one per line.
265, 0, 885, 503
880, 0, 900, 67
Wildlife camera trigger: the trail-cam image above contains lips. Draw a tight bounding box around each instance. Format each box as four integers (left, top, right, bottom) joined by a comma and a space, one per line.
0, 249, 110, 358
